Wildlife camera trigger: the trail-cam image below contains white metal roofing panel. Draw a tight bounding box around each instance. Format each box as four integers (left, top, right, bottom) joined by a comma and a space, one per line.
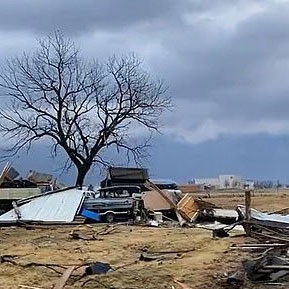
238, 206, 289, 225
0, 188, 85, 223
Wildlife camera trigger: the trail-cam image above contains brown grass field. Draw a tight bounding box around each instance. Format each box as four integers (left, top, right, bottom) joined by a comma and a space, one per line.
1, 190, 289, 289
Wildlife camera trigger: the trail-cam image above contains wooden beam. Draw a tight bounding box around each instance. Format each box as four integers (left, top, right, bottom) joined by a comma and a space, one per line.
53, 266, 75, 289
244, 190, 252, 235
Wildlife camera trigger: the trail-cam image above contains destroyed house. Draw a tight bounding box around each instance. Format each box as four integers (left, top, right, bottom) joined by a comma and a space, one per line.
0, 163, 41, 214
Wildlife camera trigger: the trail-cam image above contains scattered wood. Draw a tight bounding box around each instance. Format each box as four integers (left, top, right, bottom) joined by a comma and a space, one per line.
230, 246, 273, 250
146, 248, 195, 254
69, 231, 103, 241
139, 253, 165, 262
144, 180, 187, 226
269, 207, 289, 215
253, 231, 289, 243
231, 243, 287, 247
18, 285, 44, 289
231, 243, 288, 250
53, 266, 75, 289
91, 225, 118, 236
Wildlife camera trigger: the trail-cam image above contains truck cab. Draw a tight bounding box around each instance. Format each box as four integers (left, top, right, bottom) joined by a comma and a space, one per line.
83, 185, 143, 222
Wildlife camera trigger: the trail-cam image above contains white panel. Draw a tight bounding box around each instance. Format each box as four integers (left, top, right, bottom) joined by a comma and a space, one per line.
238, 206, 289, 224
0, 188, 85, 223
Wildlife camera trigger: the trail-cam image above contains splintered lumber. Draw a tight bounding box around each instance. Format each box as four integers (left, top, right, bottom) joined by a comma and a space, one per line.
18, 284, 42, 289
230, 247, 275, 250
144, 180, 186, 225
177, 194, 199, 222
231, 243, 288, 248
53, 266, 75, 289
253, 232, 289, 243
144, 180, 176, 208
173, 279, 192, 289
147, 248, 195, 254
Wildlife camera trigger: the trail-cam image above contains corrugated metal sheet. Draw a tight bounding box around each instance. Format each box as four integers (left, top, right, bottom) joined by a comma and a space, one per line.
0, 188, 85, 223
238, 206, 289, 225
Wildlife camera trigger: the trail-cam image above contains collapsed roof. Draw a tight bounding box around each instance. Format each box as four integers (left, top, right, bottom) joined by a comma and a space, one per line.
0, 187, 85, 224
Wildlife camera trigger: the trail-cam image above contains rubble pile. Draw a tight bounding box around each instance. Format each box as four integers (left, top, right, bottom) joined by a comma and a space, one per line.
1, 165, 289, 288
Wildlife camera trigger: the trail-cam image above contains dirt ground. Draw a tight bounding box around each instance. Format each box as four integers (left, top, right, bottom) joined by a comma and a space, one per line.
1, 192, 289, 289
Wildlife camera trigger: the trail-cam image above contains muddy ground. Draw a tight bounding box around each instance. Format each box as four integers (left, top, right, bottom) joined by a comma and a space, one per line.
0, 191, 288, 289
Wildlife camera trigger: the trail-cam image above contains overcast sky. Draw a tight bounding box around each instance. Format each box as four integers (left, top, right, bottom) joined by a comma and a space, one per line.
1, 0, 289, 184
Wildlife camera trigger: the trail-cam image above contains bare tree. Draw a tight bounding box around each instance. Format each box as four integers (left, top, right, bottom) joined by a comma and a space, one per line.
0, 32, 170, 186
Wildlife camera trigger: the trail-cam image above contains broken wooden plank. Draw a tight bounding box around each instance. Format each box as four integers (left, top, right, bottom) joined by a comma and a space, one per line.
173, 279, 192, 289
53, 266, 75, 289
231, 243, 288, 248
230, 247, 272, 250
253, 231, 289, 243
144, 180, 187, 226
147, 248, 195, 254
18, 285, 44, 289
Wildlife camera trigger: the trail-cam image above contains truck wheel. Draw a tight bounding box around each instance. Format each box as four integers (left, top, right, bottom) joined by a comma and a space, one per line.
105, 212, 115, 223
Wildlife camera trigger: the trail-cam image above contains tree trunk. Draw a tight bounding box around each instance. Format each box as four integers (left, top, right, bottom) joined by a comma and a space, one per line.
75, 165, 89, 188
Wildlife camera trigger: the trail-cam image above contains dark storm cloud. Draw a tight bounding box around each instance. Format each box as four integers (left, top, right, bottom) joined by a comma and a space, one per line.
129, 1, 289, 143
0, 0, 185, 34
1, 0, 289, 143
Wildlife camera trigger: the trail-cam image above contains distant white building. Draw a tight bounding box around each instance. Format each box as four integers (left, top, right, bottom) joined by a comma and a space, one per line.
193, 175, 254, 190
193, 177, 220, 189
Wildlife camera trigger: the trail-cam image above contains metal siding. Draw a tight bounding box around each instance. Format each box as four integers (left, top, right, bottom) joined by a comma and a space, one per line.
0, 188, 84, 223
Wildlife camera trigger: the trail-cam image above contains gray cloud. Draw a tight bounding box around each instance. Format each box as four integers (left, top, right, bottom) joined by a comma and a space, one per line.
1, 0, 289, 143
0, 0, 185, 34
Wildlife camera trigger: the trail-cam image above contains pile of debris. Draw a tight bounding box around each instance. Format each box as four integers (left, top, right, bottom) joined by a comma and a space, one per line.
224, 192, 289, 287
142, 179, 239, 229
0, 163, 64, 215
227, 241, 289, 286
0, 165, 243, 230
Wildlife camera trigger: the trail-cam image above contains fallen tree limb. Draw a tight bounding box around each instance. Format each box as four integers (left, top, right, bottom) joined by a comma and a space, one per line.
0, 255, 66, 274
